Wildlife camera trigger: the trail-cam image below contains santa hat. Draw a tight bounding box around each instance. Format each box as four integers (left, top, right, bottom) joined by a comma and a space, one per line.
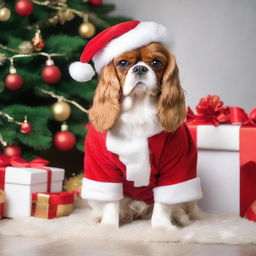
69, 20, 168, 82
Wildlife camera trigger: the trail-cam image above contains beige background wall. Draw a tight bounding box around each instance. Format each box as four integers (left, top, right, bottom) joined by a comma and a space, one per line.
105, 0, 256, 112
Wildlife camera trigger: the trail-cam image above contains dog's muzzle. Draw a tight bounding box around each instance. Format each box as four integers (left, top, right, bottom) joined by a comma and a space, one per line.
132, 65, 149, 77
123, 62, 158, 96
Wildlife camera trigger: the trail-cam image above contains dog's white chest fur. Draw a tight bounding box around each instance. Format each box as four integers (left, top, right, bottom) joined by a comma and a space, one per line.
106, 92, 162, 187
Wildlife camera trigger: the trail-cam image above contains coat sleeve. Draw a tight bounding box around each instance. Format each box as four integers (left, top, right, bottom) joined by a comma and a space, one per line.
153, 124, 203, 204
81, 124, 124, 201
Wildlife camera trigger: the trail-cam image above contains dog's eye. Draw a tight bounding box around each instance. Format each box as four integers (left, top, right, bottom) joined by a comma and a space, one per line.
151, 58, 162, 69
117, 60, 129, 69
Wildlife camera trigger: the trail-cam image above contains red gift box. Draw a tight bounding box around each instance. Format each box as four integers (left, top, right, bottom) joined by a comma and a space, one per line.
31, 192, 74, 219
187, 95, 256, 216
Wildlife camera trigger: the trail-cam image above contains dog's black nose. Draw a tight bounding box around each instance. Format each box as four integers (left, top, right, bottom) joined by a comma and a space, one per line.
132, 65, 148, 75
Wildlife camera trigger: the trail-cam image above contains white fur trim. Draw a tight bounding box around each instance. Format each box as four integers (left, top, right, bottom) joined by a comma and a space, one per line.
93, 21, 168, 73
81, 178, 123, 201
106, 133, 151, 187
153, 178, 203, 204
106, 93, 162, 187
69, 62, 95, 82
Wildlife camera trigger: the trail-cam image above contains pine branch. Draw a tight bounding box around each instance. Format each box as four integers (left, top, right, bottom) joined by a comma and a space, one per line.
0, 111, 22, 125
0, 44, 19, 54
17, 132, 52, 151
36, 87, 89, 114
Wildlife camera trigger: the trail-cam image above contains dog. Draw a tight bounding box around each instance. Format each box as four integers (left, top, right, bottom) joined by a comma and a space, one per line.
85, 42, 202, 229
69, 21, 203, 229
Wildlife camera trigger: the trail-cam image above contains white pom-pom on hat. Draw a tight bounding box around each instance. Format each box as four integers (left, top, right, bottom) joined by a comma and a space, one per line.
69, 62, 95, 82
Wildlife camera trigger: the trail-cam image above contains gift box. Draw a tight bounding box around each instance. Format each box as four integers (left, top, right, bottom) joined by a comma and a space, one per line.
31, 192, 74, 219
0, 156, 65, 218
187, 95, 256, 216
0, 189, 5, 219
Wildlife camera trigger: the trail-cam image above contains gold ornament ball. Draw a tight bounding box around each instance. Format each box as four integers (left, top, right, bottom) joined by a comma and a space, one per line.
78, 22, 96, 38
52, 101, 71, 122
0, 7, 11, 22
63, 173, 83, 194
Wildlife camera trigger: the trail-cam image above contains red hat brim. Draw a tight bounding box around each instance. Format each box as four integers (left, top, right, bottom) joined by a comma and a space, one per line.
80, 20, 140, 63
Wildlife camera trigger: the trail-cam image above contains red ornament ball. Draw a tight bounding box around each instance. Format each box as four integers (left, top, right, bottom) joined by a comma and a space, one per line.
89, 0, 103, 6
20, 122, 32, 134
5, 73, 24, 91
54, 131, 76, 151
15, 0, 34, 16
4, 145, 22, 157
42, 65, 62, 84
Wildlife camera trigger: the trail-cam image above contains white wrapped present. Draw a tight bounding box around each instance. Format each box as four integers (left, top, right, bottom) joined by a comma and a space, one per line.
187, 96, 256, 216
4, 166, 64, 218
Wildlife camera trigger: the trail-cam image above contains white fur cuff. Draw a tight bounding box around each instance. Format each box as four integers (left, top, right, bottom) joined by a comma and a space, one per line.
81, 178, 124, 201
153, 177, 203, 204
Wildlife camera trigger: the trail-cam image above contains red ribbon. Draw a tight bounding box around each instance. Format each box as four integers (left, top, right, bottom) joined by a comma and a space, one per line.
0, 155, 52, 192
187, 95, 256, 217
0, 189, 4, 219
0, 156, 8, 190
229, 107, 256, 125
32, 192, 74, 205
187, 95, 256, 126
0, 203, 3, 219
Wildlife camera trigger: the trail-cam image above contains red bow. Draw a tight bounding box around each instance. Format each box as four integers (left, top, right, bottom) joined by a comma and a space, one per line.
0, 155, 49, 168
229, 107, 256, 125
0, 155, 10, 168
0, 155, 52, 192
187, 95, 256, 126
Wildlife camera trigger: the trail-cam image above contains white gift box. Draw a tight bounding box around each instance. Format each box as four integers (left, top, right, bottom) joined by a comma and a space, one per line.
190, 124, 256, 216
3, 166, 64, 218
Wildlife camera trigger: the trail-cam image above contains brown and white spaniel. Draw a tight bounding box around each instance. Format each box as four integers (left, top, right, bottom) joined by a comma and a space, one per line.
70, 21, 203, 229
86, 43, 202, 229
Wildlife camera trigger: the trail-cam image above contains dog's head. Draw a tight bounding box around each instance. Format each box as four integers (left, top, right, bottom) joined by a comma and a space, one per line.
89, 42, 186, 132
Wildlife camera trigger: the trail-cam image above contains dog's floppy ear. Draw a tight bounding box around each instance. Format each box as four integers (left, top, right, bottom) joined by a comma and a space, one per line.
157, 52, 186, 132
89, 63, 121, 132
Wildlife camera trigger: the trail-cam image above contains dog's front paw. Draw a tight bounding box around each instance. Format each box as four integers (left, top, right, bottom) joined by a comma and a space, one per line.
100, 201, 120, 229
151, 216, 177, 231
101, 216, 119, 229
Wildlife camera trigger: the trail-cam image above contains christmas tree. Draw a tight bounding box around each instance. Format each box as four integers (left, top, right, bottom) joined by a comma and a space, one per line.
0, 0, 130, 173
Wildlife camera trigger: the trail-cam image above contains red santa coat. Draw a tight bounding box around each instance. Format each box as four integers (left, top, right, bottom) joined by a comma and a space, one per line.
81, 123, 202, 205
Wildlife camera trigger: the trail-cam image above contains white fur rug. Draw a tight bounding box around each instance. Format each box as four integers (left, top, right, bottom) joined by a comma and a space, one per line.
1, 202, 256, 244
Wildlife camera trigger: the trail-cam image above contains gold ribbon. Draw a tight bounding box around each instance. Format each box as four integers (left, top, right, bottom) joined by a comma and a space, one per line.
33, 193, 49, 218
0, 189, 5, 204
